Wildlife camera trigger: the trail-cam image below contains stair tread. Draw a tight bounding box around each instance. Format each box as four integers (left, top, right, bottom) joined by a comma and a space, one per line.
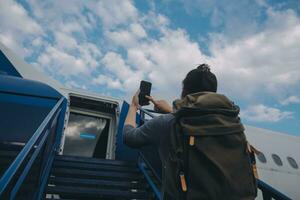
46, 185, 148, 199
0, 142, 24, 151
52, 168, 143, 180
53, 160, 139, 172
49, 177, 146, 189
46, 156, 152, 199
55, 155, 136, 167
0, 150, 20, 157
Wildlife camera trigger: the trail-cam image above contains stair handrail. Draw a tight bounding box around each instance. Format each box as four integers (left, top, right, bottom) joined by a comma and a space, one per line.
138, 108, 291, 200
257, 179, 291, 200
138, 155, 162, 200
0, 97, 65, 199
138, 108, 162, 200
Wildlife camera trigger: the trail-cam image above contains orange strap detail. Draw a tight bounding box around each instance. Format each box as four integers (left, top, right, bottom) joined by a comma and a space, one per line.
189, 136, 195, 146
252, 164, 259, 179
246, 142, 260, 179
180, 173, 187, 192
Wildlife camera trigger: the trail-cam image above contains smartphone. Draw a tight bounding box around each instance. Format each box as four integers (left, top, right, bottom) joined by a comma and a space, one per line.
139, 80, 152, 106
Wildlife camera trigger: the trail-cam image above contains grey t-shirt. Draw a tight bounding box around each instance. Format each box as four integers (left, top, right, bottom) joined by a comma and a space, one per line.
123, 113, 178, 199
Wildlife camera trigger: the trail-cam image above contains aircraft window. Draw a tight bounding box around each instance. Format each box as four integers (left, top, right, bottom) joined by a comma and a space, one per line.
287, 157, 298, 169
257, 152, 267, 163
272, 154, 283, 166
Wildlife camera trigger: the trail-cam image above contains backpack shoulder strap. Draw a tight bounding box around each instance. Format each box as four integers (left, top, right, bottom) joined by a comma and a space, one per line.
246, 142, 261, 179
171, 112, 191, 197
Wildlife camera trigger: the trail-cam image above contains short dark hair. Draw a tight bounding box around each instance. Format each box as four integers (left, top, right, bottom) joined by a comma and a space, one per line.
181, 64, 217, 98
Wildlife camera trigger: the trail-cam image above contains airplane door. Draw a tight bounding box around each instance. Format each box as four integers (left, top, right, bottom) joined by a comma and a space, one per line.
63, 111, 110, 158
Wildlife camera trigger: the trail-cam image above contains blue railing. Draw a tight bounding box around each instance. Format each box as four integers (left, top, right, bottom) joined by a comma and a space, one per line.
0, 97, 66, 199
257, 179, 291, 200
137, 108, 162, 200
138, 108, 291, 200
138, 155, 162, 200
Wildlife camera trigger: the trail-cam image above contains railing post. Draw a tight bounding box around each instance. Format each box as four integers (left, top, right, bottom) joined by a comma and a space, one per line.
54, 98, 68, 153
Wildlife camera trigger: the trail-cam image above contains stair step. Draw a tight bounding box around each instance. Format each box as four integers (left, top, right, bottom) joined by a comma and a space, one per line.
0, 150, 21, 177
45, 155, 154, 199
0, 142, 24, 151
45, 198, 76, 200
46, 185, 148, 200
55, 155, 136, 167
49, 177, 146, 189
52, 168, 143, 181
0, 150, 20, 157
53, 160, 139, 173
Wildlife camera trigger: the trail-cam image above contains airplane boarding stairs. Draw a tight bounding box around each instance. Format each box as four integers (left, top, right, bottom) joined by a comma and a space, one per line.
0, 97, 293, 200
45, 155, 154, 200
0, 144, 157, 200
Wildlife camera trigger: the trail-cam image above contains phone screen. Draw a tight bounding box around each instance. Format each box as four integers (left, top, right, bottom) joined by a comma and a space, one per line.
139, 80, 152, 106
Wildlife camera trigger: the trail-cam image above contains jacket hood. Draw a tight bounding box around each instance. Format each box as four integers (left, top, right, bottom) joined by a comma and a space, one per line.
174, 92, 237, 111
173, 92, 244, 135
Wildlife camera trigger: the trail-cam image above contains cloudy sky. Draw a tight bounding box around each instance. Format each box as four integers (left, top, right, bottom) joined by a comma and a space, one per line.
0, 0, 300, 136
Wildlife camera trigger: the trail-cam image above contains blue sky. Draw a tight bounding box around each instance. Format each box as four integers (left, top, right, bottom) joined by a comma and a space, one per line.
0, 0, 300, 136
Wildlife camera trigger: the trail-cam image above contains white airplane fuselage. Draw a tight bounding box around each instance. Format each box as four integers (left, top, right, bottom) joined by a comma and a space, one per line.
246, 126, 300, 199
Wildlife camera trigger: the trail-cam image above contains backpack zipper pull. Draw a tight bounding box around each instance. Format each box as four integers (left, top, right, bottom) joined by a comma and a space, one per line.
189, 136, 195, 146
179, 172, 187, 192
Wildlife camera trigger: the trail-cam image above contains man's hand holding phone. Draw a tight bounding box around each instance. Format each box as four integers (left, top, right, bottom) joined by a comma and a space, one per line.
146, 95, 172, 113
132, 80, 172, 113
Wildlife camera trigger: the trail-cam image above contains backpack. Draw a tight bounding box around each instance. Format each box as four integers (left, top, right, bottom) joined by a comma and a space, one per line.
169, 92, 257, 200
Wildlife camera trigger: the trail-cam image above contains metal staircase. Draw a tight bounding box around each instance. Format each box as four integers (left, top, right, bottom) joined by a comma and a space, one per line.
0, 95, 292, 200
45, 155, 152, 200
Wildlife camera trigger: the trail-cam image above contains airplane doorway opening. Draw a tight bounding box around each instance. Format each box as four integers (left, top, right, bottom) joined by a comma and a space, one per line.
61, 94, 118, 159
63, 111, 110, 158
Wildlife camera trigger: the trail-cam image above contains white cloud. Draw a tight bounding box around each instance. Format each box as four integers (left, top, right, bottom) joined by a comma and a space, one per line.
8, 1, 103, 81
141, 12, 170, 31
280, 96, 300, 105
135, 29, 207, 97
93, 75, 123, 89
0, 0, 43, 35
96, 3, 300, 104
65, 80, 87, 90
106, 30, 139, 48
54, 32, 78, 50
102, 52, 134, 80
105, 23, 147, 48
0, 0, 43, 57
101, 52, 143, 92
181, 0, 264, 39
105, 26, 208, 101
37, 46, 91, 76
127, 49, 153, 70
130, 23, 147, 38
91, 0, 138, 28
241, 104, 293, 122
208, 8, 300, 100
